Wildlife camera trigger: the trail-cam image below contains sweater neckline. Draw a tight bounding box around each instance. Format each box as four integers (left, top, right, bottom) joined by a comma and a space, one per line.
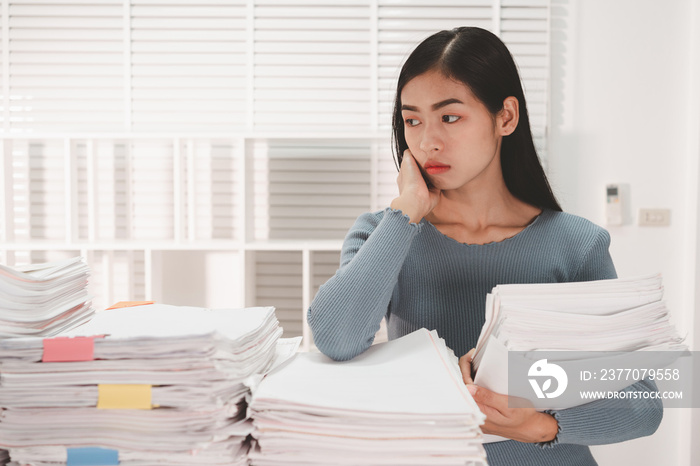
422, 209, 548, 247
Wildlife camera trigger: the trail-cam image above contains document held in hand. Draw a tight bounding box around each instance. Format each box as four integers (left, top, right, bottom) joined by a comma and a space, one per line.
470, 274, 687, 443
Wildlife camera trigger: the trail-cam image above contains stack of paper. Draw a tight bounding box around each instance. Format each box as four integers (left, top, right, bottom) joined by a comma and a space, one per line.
0, 257, 94, 338
249, 328, 487, 466
473, 274, 686, 404
0, 303, 295, 466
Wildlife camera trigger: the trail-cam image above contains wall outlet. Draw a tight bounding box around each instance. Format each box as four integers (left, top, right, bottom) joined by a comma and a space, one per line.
638, 208, 671, 226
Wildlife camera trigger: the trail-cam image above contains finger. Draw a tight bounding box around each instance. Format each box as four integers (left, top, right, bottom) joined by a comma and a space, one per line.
400, 150, 417, 172
403, 151, 432, 190
399, 152, 429, 191
397, 152, 413, 184
458, 355, 473, 384
396, 152, 413, 188
464, 348, 476, 381
462, 348, 476, 374
399, 150, 410, 168
467, 384, 509, 416
465, 348, 476, 360
474, 401, 501, 421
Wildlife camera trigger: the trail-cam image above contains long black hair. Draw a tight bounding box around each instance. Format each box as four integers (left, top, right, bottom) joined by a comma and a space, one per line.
391, 27, 562, 212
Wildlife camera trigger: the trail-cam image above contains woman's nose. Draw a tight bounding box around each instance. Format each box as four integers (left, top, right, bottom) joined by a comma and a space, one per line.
419, 125, 444, 153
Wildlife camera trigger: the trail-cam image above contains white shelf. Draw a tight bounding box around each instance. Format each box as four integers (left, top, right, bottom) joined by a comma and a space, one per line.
244, 240, 343, 251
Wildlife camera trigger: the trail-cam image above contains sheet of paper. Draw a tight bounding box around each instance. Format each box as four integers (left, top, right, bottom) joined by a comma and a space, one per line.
253, 329, 479, 416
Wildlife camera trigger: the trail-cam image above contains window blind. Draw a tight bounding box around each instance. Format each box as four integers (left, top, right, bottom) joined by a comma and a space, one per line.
500, 0, 549, 160
183, 139, 241, 241
1, 0, 550, 141
130, 1, 248, 131
6, 1, 124, 132
258, 139, 371, 241
377, 0, 494, 130
255, 250, 303, 337
87, 249, 146, 311
7, 138, 68, 241
253, 0, 372, 132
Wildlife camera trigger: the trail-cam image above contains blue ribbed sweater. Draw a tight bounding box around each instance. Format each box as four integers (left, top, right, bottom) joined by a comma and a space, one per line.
308, 208, 663, 466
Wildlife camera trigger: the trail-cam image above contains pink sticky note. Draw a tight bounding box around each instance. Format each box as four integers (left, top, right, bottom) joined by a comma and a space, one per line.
43, 336, 97, 362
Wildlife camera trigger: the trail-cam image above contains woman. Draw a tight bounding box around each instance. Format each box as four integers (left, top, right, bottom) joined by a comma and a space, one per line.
307, 27, 661, 465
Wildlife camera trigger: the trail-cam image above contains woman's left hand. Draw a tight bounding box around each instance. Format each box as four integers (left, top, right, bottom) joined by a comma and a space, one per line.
466, 384, 559, 443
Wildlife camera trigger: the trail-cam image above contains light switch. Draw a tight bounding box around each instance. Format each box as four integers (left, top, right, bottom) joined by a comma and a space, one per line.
638, 208, 671, 226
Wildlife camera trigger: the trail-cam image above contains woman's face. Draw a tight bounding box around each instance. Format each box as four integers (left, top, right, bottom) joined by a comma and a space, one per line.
400, 70, 504, 192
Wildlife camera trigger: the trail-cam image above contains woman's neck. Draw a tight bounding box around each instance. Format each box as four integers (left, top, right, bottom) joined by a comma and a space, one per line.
425, 180, 542, 244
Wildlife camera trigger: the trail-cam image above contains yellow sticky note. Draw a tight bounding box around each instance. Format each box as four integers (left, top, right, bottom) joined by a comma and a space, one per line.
97, 384, 152, 410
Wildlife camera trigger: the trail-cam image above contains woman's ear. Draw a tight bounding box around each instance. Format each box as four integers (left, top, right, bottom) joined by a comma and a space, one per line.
498, 96, 519, 136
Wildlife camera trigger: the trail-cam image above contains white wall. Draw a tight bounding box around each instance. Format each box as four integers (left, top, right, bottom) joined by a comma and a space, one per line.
548, 0, 698, 464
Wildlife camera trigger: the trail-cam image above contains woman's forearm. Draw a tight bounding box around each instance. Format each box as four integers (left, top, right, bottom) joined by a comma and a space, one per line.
308, 208, 421, 360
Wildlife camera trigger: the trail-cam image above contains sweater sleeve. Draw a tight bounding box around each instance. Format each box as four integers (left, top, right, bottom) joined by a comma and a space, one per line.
543, 378, 663, 447
541, 225, 663, 446
307, 208, 421, 361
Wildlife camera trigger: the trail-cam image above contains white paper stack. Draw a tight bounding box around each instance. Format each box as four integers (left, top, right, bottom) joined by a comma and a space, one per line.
249, 328, 487, 466
0, 257, 94, 338
0, 303, 295, 466
472, 274, 686, 412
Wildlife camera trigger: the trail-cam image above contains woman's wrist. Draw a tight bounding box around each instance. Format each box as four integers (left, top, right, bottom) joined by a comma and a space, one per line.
390, 197, 421, 224
530, 412, 558, 443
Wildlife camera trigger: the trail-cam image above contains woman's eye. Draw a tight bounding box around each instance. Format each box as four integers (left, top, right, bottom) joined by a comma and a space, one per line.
442, 115, 460, 123
405, 118, 420, 127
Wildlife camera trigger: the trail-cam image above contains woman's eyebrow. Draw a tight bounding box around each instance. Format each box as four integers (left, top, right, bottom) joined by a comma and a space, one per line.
432, 98, 463, 110
401, 98, 464, 112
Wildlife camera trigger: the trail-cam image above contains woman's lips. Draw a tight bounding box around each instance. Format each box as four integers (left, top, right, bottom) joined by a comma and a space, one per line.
424, 162, 450, 175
